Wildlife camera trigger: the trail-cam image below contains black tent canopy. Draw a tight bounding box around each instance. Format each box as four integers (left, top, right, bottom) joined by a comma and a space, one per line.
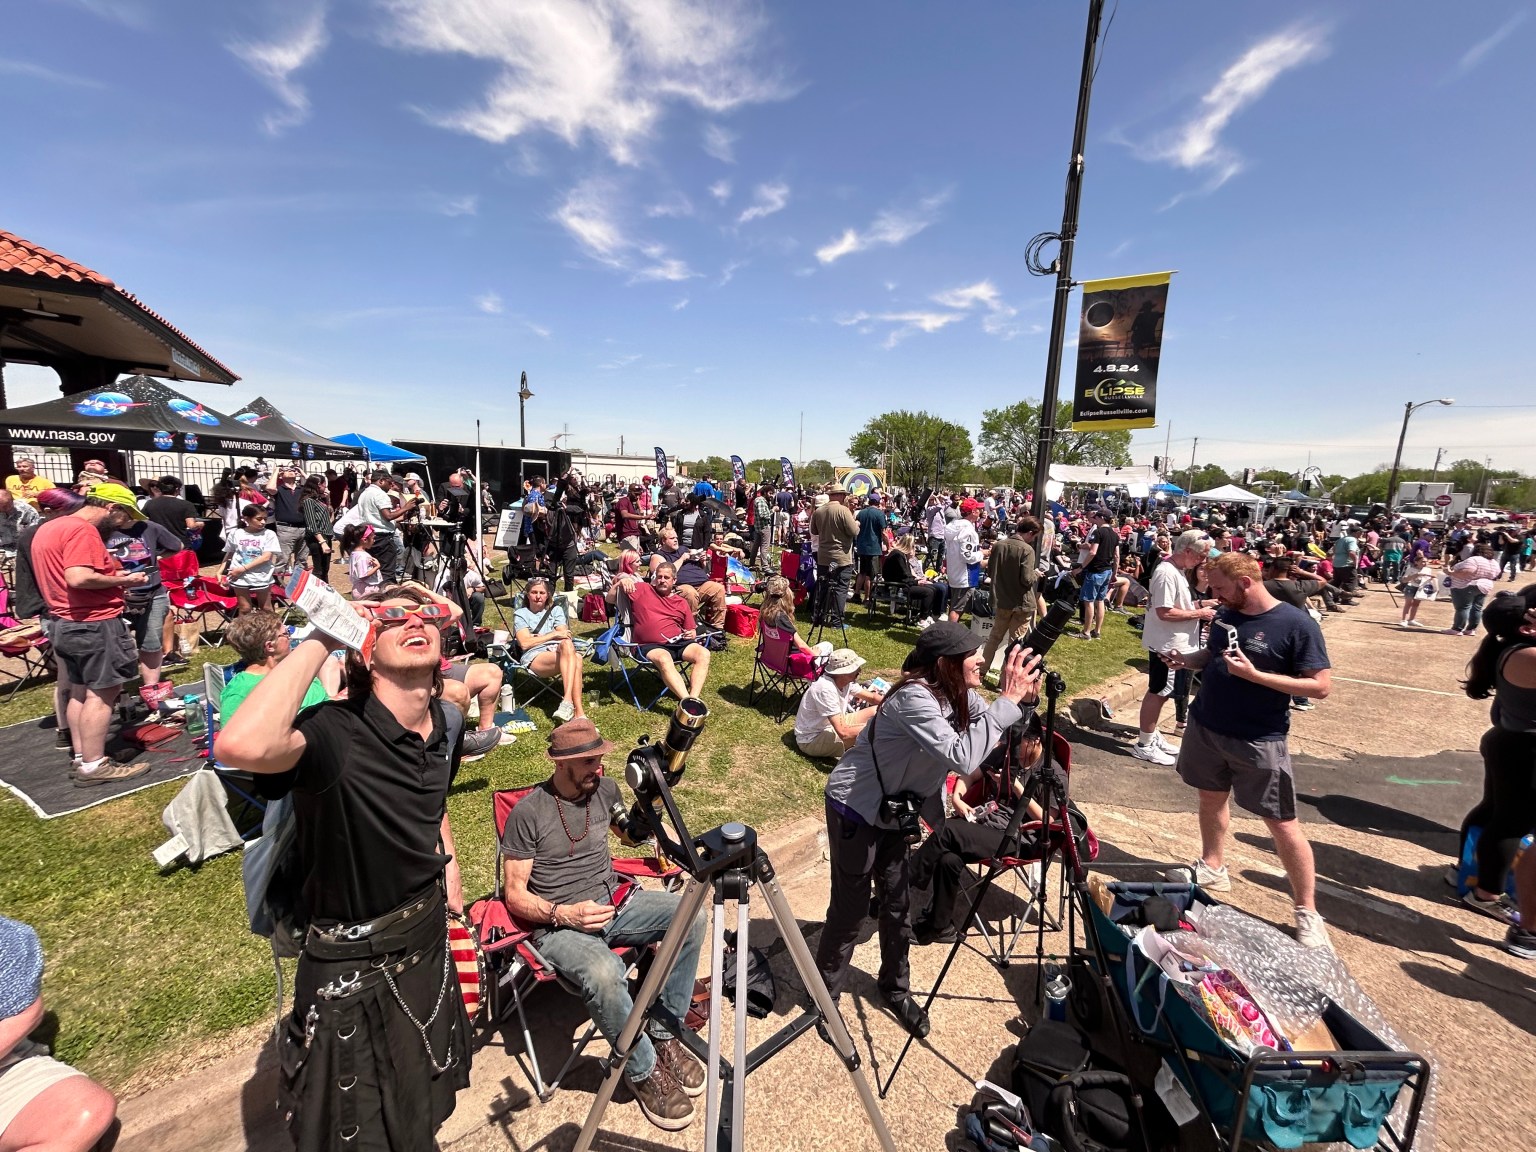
228, 396, 362, 462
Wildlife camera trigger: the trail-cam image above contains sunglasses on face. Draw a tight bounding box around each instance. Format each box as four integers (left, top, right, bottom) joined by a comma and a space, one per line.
368, 603, 453, 625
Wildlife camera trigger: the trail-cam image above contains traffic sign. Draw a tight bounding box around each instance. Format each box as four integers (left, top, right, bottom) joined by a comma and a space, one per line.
1434, 494, 1453, 507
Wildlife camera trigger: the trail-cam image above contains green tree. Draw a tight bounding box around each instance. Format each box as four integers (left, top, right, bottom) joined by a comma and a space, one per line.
848, 410, 973, 494
1185, 464, 1234, 494
1252, 468, 1295, 487
1332, 470, 1390, 506
800, 459, 835, 486
680, 455, 733, 480
745, 458, 783, 484
977, 399, 1132, 481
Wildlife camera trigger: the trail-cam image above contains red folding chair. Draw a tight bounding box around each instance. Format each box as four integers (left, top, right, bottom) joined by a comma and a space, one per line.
747, 623, 822, 722
952, 732, 1098, 967
467, 784, 680, 1101
161, 551, 237, 645
0, 574, 51, 699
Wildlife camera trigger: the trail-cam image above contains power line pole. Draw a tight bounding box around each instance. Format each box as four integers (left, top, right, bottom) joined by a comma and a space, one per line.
1430, 447, 1444, 481
1029, 0, 1107, 520
1185, 437, 1199, 494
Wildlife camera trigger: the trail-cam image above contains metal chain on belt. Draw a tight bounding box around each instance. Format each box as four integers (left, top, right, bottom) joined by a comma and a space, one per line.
381, 914, 456, 1075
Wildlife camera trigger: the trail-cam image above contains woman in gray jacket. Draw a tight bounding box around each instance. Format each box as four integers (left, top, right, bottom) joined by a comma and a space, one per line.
815, 622, 1041, 1037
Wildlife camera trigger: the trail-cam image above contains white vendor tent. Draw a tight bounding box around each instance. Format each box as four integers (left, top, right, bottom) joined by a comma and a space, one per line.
1188, 483, 1268, 509
1047, 464, 1158, 500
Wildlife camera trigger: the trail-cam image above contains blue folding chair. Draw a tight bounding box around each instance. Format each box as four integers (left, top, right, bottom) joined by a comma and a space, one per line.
203, 660, 267, 840
601, 587, 691, 712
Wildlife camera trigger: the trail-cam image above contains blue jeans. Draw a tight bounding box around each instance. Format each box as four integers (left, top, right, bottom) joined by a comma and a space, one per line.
535, 890, 706, 1081
1451, 585, 1486, 633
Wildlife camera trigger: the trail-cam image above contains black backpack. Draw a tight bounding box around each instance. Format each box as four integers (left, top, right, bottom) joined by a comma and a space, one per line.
1011, 1020, 1146, 1152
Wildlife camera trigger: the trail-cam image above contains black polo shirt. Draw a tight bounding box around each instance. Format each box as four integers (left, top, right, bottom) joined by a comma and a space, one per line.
264, 693, 464, 924
271, 485, 305, 528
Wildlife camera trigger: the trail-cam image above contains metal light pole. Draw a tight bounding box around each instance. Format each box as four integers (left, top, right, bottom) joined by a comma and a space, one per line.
1029, 0, 1106, 520
1385, 398, 1453, 511
518, 371, 533, 448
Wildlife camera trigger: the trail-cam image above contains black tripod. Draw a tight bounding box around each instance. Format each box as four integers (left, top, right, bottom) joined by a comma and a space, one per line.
573, 760, 896, 1152
879, 668, 1079, 1096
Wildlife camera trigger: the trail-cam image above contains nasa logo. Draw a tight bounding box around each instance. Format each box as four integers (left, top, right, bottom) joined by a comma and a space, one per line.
290, 442, 301, 457
74, 391, 138, 417
183, 433, 199, 452
152, 430, 174, 451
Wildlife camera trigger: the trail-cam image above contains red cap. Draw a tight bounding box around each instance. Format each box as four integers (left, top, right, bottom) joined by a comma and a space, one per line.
960, 498, 983, 513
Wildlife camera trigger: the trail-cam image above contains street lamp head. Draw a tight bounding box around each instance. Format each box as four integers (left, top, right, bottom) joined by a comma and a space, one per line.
1436, 398, 1453, 406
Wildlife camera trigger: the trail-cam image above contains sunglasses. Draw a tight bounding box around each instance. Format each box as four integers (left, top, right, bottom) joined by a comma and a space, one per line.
368, 603, 453, 625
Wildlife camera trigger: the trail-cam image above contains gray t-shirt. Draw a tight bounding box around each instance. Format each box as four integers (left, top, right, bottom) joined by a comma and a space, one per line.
501, 777, 622, 909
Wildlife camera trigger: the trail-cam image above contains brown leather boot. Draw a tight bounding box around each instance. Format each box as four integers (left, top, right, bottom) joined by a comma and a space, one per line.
655, 1036, 706, 1097
626, 1064, 694, 1131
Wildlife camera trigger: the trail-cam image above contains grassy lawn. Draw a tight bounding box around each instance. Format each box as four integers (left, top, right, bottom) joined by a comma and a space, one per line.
0, 589, 1145, 1090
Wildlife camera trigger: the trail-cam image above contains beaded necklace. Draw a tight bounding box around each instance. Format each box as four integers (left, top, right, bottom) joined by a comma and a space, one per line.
553, 783, 591, 855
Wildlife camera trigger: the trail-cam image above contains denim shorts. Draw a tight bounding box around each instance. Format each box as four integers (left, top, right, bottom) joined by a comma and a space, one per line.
1079, 569, 1113, 602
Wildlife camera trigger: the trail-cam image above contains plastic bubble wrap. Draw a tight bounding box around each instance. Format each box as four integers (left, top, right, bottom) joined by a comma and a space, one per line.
1169, 903, 1438, 1152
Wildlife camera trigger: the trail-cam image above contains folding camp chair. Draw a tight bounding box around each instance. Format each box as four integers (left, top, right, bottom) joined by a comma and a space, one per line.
602, 586, 692, 712
956, 732, 1094, 967
865, 575, 917, 624
0, 574, 51, 699
161, 551, 238, 646
469, 785, 679, 1101
485, 594, 568, 716
747, 623, 822, 722
200, 660, 267, 839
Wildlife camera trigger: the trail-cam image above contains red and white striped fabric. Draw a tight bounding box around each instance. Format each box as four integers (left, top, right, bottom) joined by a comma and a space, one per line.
447, 912, 485, 1019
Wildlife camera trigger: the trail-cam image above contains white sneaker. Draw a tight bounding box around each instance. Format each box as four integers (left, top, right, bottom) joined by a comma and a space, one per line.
1128, 741, 1176, 766
554, 699, 576, 722
917, 617, 936, 632
1152, 731, 1180, 756
1164, 859, 1232, 892
1294, 906, 1332, 950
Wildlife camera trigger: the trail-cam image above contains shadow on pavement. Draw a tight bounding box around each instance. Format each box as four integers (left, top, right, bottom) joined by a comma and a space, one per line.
1397, 958, 1536, 1037
1295, 791, 1458, 852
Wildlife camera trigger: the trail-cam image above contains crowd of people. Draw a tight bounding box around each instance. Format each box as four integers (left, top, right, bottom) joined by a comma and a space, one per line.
3, 447, 1533, 1151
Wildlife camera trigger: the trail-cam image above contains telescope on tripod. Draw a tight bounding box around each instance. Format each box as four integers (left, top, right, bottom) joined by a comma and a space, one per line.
573, 698, 898, 1152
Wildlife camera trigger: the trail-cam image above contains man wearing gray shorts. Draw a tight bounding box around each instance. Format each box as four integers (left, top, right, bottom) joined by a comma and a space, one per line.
1162, 552, 1333, 949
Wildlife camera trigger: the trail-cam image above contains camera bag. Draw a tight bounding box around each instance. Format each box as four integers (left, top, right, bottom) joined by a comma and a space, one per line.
1011, 1020, 1144, 1152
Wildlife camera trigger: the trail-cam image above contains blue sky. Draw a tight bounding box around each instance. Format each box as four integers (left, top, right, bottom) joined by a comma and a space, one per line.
4, 0, 1534, 479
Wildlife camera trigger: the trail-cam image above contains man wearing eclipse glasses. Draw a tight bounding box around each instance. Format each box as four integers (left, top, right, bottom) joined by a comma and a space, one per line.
216, 581, 474, 1150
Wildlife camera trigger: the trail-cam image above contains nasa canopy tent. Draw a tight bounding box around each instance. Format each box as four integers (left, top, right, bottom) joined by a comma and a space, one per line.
328, 433, 426, 464
0, 374, 273, 455
228, 396, 362, 462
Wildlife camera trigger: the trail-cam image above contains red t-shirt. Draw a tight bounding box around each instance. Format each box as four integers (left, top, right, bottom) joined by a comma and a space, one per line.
627, 580, 695, 644
31, 515, 123, 622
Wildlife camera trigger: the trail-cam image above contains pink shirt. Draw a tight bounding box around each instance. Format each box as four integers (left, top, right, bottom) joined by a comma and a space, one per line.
1450, 556, 1500, 595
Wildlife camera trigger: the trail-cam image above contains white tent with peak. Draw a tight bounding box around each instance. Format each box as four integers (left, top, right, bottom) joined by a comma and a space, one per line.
1188, 482, 1268, 508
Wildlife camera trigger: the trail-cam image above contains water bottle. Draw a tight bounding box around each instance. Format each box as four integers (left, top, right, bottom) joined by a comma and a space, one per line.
185, 700, 207, 748
1043, 964, 1072, 1023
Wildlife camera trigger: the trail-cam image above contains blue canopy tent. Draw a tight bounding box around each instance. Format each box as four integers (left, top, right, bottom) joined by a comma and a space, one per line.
329, 433, 426, 463
1281, 489, 1313, 501
1151, 482, 1186, 496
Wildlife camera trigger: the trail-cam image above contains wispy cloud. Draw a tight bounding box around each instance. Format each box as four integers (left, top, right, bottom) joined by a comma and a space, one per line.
1139, 23, 1328, 204
1447, 11, 1528, 80
816, 191, 951, 264
0, 57, 107, 89
718, 259, 747, 286
736, 181, 789, 224
702, 123, 737, 163
645, 194, 694, 218
932, 280, 1025, 339
433, 193, 479, 217
228, 7, 329, 136
672, 297, 689, 311
376, 0, 794, 165
836, 309, 964, 349
555, 180, 696, 283
525, 320, 552, 339
598, 352, 643, 370
61, 0, 148, 26
474, 291, 503, 314
708, 179, 732, 203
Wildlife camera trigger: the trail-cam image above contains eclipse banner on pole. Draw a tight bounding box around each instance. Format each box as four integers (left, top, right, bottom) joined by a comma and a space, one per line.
730, 455, 746, 483
653, 446, 669, 482
779, 457, 796, 488
1070, 271, 1172, 431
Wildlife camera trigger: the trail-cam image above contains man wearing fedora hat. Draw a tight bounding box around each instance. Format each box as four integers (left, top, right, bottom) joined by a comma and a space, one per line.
501, 717, 708, 1132
794, 648, 884, 759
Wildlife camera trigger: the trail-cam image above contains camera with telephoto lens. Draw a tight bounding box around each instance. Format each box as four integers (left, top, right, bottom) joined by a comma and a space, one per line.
610, 696, 709, 845
879, 790, 927, 844
1006, 572, 1079, 664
